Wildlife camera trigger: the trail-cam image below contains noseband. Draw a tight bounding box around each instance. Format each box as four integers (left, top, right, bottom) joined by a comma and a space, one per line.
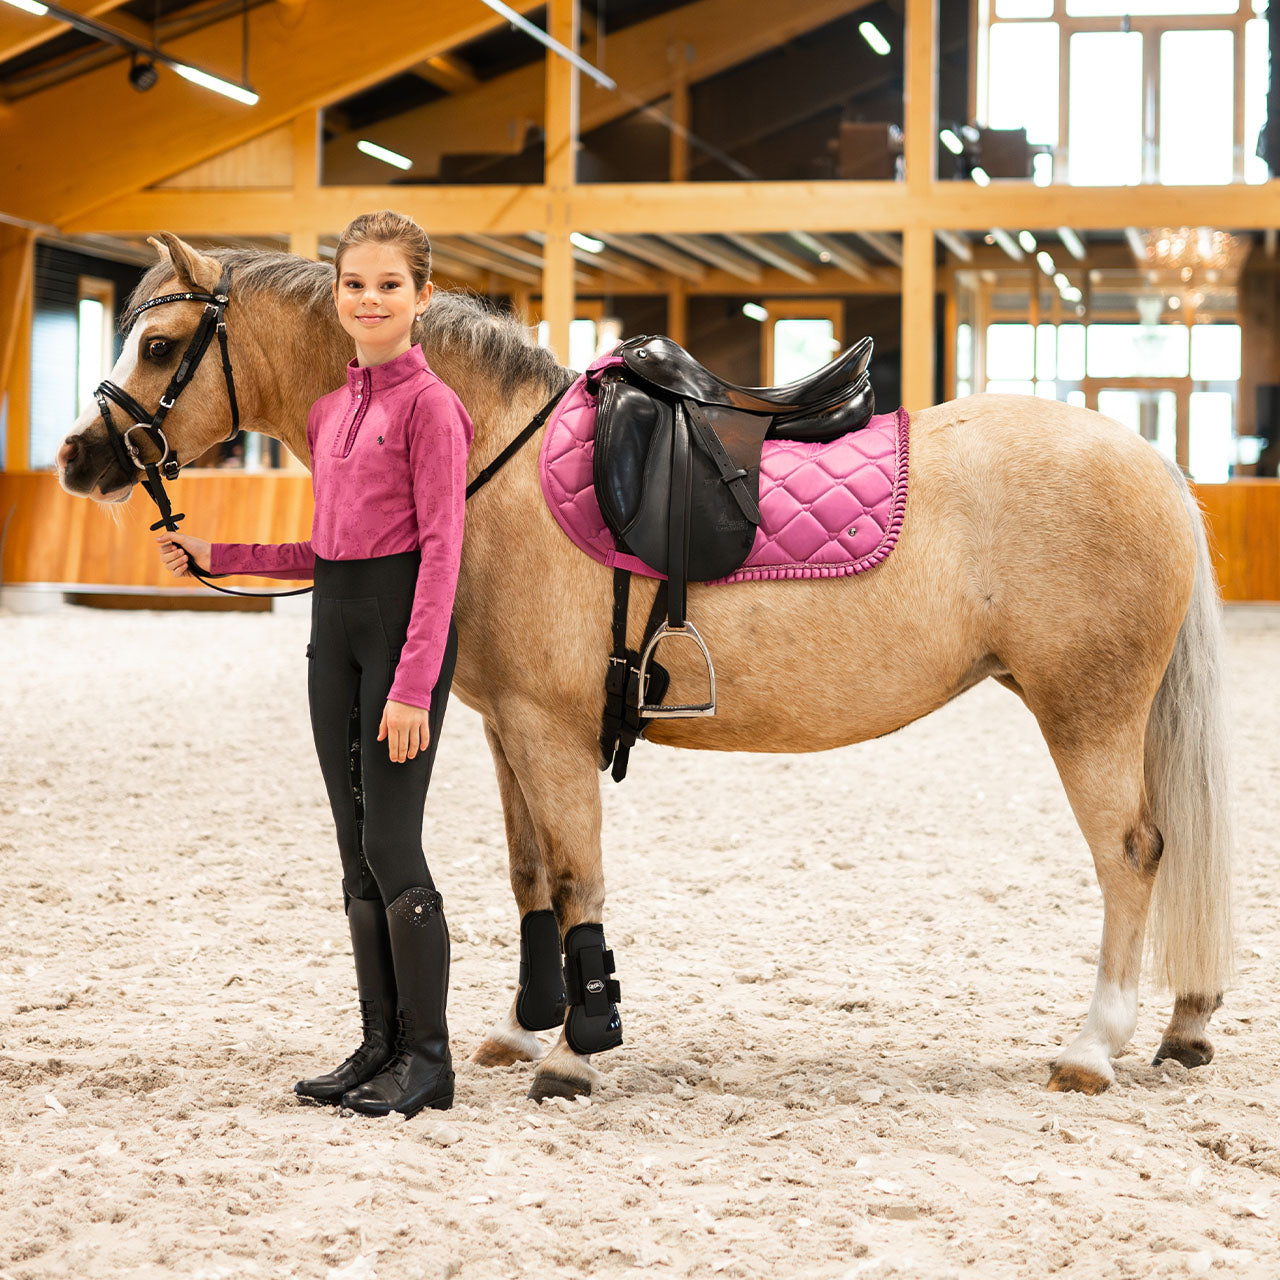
91, 265, 308, 598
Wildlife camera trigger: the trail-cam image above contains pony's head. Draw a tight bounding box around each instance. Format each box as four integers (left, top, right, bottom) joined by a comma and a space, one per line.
57, 233, 243, 502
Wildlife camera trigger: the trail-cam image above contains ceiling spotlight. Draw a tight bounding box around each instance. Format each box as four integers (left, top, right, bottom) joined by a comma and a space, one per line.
128, 54, 159, 92
742, 302, 769, 322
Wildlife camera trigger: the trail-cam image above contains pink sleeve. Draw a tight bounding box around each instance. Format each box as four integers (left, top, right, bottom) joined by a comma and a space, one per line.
206, 404, 320, 581
387, 389, 473, 711
209, 540, 315, 579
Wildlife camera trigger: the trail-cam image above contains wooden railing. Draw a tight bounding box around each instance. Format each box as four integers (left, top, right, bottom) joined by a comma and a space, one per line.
2, 471, 1278, 601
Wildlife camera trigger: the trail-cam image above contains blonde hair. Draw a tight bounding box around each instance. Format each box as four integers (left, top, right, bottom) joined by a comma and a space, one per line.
334, 210, 432, 291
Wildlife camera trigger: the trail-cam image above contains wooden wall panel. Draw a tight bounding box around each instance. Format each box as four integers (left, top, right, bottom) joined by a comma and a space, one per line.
0, 473, 314, 591
2, 474, 1277, 601
1194, 480, 1280, 603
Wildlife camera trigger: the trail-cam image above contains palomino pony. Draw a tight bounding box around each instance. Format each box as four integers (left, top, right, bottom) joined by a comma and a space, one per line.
58, 235, 1234, 1102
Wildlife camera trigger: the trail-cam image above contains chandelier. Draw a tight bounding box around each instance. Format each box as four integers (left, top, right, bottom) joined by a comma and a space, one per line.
1137, 228, 1246, 277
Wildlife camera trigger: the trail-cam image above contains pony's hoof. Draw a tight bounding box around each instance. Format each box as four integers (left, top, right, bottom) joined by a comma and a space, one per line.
1152, 1038, 1214, 1069
1046, 1062, 1112, 1095
472, 1038, 538, 1068
527, 1073, 591, 1104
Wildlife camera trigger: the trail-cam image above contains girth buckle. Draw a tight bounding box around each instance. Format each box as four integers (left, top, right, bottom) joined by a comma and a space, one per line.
637, 621, 716, 718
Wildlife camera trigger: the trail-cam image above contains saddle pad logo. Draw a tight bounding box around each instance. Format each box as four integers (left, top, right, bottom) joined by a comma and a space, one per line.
539, 368, 910, 584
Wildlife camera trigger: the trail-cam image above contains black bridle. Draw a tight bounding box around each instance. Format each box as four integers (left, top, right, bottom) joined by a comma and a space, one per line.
94, 262, 568, 599
93, 265, 310, 598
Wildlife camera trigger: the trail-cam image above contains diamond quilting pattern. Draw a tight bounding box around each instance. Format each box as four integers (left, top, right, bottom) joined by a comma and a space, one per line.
538, 368, 909, 584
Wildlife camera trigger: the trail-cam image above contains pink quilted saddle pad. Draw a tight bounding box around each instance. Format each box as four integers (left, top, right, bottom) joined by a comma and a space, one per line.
538, 364, 909, 583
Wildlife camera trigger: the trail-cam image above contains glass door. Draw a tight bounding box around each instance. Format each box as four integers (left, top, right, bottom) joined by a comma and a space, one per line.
1085, 380, 1184, 469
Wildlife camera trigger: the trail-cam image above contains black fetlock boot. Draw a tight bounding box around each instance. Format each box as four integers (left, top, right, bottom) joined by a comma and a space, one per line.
342, 887, 454, 1117
295, 895, 398, 1105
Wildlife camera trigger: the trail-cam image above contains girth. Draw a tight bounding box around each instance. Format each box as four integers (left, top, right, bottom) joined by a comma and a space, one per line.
589, 333, 875, 718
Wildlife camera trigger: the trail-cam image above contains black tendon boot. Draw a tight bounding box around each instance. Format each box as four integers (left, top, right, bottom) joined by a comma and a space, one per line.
342, 887, 454, 1117
516, 909, 567, 1031
295, 895, 398, 1105
563, 922, 622, 1055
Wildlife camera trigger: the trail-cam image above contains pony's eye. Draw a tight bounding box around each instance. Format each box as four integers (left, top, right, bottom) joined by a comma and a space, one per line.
147, 338, 173, 360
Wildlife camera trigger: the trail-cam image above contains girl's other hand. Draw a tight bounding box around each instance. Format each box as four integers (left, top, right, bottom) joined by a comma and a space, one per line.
379, 700, 431, 763
155, 531, 212, 577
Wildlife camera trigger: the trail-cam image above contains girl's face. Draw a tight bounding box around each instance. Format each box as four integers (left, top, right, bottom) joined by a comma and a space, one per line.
333, 240, 433, 366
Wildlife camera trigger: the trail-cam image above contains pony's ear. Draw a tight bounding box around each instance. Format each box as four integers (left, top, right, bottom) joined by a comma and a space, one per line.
146, 232, 220, 292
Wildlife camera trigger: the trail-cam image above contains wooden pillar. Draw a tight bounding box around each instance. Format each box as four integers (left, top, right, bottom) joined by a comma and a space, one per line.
902, 0, 938, 409
667, 279, 687, 346
0, 226, 35, 471
290, 111, 321, 261
668, 44, 691, 183
542, 0, 580, 362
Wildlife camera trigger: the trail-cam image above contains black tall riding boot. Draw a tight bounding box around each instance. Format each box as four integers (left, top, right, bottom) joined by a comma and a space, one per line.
295, 895, 397, 1105
342, 887, 454, 1117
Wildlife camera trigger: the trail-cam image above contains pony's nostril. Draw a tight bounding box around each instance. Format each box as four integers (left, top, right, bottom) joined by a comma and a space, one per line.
57, 438, 79, 467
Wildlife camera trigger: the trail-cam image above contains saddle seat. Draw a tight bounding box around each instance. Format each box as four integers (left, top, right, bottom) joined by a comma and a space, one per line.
590, 333, 877, 720
620, 334, 873, 441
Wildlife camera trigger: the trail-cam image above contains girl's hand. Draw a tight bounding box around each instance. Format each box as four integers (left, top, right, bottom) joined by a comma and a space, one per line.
379, 700, 431, 763
155, 531, 212, 577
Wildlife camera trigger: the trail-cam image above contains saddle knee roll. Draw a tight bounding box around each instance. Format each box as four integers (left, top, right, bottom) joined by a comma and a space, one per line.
562, 923, 623, 1056
516, 909, 567, 1031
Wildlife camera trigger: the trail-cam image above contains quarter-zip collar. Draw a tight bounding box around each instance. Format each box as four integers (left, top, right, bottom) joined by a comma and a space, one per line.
345, 342, 430, 392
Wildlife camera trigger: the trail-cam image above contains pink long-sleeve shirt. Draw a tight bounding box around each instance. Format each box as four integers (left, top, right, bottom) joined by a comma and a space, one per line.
209, 344, 473, 712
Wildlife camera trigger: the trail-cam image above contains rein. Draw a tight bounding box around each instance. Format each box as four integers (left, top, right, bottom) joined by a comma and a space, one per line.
100, 268, 568, 600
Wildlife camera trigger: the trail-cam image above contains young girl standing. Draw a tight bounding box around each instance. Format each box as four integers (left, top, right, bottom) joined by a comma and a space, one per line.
158, 211, 472, 1118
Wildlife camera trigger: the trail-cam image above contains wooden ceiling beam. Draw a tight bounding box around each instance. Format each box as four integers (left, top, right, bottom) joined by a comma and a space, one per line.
0, 0, 546, 226
410, 53, 479, 95
722, 233, 817, 282
65, 180, 1280, 239
322, 0, 873, 184
660, 233, 762, 282
0, 0, 132, 64
595, 234, 707, 282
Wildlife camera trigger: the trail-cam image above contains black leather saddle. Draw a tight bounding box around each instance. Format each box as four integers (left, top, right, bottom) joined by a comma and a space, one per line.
589, 333, 875, 717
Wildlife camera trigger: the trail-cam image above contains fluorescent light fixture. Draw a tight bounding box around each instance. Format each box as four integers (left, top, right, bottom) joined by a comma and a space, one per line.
172, 62, 258, 105
357, 140, 413, 170
1053, 272, 1070, 289
989, 228, 1023, 260
971, 166, 990, 186
1061, 286, 1083, 303
1036, 251, 1055, 274
1017, 231, 1037, 253
939, 129, 964, 155
858, 21, 891, 55
1057, 226, 1087, 260
742, 302, 769, 322
2, 0, 50, 15
569, 232, 605, 254
477, 0, 616, 90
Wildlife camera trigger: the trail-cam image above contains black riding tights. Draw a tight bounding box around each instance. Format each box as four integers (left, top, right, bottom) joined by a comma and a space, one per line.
308, 551, 458, 905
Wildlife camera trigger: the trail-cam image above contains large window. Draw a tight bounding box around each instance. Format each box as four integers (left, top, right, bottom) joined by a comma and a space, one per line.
980, 1, 1271, 185
955, 261, 1247, 481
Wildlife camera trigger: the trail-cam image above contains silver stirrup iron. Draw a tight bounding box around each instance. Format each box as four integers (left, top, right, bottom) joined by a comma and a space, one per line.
637, 621, 716, 718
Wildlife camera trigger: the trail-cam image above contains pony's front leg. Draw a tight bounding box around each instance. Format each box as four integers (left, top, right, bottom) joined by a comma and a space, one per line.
471, 721, 566, 1069
494, 708, 613, 1102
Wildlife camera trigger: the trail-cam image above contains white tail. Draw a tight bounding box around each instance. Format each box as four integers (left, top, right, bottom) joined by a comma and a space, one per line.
1144, 456, 1235, 995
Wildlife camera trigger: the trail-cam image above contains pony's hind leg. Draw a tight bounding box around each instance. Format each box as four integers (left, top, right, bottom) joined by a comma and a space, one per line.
471, 721, 558, 1069
1038, 720, 1162, 1095
1153, 993, 1222, 1069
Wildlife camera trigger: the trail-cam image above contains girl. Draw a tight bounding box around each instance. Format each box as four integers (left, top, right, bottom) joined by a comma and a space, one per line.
158, 210, 472, 1118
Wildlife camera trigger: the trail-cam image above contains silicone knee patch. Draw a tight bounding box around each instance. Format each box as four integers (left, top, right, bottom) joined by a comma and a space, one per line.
516, 909, 567, 1031
562, 923, 622, 1055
